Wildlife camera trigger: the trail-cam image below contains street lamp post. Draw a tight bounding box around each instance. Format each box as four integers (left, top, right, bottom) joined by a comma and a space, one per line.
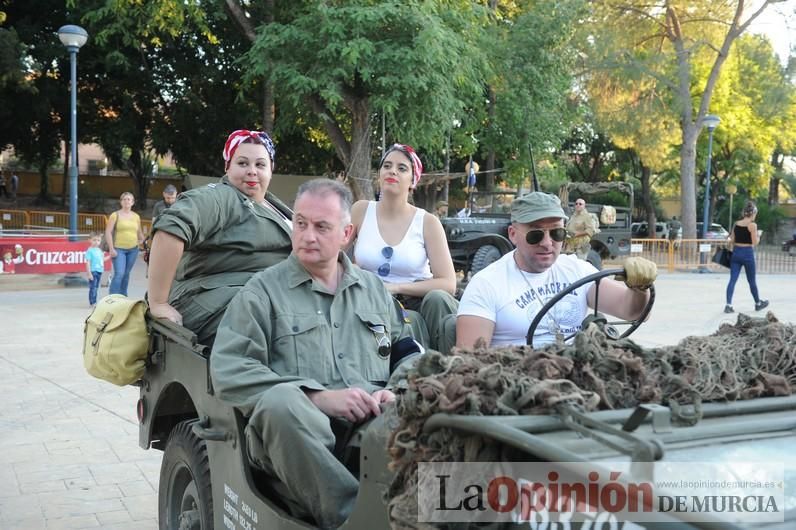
58, 25, 88, 241
701, 114, 721, 239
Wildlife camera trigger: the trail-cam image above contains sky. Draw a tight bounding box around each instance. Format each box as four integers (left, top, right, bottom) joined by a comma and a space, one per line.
749, 0, 795, 65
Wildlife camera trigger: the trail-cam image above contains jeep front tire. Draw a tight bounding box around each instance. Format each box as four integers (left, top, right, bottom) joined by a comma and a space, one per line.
470, 244, 502, 276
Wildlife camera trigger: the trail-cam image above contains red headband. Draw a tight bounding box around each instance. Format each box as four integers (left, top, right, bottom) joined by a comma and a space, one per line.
380, 143, 423, 187
223, 129, 276, 170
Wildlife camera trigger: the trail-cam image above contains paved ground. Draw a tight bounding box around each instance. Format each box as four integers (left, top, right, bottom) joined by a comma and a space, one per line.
0, 260, 793, 529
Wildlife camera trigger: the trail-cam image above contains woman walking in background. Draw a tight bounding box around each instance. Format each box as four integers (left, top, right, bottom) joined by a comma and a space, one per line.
106, 192, 145, 296
724, 201, 769, 313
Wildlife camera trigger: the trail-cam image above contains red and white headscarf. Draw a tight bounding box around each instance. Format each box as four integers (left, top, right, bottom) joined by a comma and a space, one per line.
222, 129, 276, 171
379, 143, 423, 188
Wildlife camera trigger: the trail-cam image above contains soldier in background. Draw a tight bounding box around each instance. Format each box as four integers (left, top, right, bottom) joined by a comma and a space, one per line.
564, 198, 598, 259
434, 200, 449, 218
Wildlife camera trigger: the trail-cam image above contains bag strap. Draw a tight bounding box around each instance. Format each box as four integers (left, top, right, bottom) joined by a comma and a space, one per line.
90, 311, 114, 351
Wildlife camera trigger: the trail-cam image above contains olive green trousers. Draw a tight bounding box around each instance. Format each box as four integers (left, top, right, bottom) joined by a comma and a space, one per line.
245, 383, 359, 529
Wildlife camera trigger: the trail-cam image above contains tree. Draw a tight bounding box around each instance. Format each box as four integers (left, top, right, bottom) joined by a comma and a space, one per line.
0, 2, 72, 203
585, 0, 787, 239
479, 0, 585, 188
246, 0, 489, 200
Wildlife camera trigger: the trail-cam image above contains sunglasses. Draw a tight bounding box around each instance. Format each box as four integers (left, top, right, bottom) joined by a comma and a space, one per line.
377, 246, 393, 277
525, 227, 567, 245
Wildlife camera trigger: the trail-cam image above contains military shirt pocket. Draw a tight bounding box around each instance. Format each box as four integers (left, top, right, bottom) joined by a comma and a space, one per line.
354, 310, 391, 384
273, 314, 330, 382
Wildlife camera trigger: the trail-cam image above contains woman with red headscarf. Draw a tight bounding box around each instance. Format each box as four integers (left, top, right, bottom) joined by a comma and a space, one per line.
350, 143, 457, 352
147, 130, 292, 345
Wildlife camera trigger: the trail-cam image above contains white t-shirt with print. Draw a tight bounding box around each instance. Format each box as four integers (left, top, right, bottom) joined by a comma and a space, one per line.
458, 251, 598, 348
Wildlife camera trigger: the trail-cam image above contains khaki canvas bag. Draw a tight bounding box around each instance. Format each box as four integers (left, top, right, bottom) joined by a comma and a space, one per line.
600, 205, 616, 225
83, 294, 149, 385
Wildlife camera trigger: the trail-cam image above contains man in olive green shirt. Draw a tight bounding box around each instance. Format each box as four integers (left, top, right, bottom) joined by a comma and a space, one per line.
210, 179, 421, 529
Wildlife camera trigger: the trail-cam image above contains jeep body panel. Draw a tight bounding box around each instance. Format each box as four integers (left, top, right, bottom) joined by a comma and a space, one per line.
139, 320, 794, 529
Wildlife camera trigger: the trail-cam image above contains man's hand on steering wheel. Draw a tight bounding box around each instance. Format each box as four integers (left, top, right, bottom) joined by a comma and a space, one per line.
526, 263, 657, 348
616, 257, 657, 291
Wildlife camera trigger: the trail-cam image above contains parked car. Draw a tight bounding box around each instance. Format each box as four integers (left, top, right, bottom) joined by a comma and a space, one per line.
696, 222, 730, 240
782, 234, 796, 255
631, 221, 669, 239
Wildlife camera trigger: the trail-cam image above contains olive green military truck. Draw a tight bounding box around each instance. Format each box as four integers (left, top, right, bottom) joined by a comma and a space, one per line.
138, 269, 795, 529
442, 183, 634, 279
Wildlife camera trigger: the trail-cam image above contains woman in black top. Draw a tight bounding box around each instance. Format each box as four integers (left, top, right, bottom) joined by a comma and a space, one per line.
724, 201, 769, 313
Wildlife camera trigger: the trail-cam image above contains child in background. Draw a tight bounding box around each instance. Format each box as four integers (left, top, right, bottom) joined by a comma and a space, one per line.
85, 232, 108, 306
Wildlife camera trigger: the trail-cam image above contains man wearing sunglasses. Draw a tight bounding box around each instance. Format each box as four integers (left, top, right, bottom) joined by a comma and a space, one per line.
456, 192, 656, 349
564, 198, 599, 260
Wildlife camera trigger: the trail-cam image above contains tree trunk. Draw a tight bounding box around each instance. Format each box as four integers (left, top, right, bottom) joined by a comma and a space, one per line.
768, 148, 783, 205
346, 98, 373, 201
262, 0, 275, 132
679, 124, 699, 240
640, 163, 656, 239
225, 0, 275, 132
38, 162, 50, 201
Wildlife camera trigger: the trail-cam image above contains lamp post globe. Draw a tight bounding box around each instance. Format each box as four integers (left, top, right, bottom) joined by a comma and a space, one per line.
58, 24, 88, 241
701, 114, 720, 239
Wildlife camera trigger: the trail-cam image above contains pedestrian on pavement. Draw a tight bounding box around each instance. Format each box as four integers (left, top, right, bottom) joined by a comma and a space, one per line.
210, 178, 421, 529
10, 172, 19, 200
724, 201, 769, 313
106, 192, 145, 296
84, 232, 108, 306
0, 172, 7, 198
151, 184, 178, 222
147, 129, 292, 346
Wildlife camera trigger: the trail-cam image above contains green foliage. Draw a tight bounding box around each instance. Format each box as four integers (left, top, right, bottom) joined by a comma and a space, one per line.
246, 0, 489, 151
481, 0, 585, 165
0, 1, 72, 198
751, 198, 786, 241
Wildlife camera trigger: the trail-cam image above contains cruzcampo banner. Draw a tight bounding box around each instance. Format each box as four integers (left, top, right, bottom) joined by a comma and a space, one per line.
0, 237, 111, 274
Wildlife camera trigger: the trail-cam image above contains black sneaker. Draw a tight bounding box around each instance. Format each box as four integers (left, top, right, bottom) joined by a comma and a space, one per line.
723, 305, 734, 313
755, 300, 769, 311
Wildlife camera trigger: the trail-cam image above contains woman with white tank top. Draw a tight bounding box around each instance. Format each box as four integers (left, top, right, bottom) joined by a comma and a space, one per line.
350, 143, 458, 352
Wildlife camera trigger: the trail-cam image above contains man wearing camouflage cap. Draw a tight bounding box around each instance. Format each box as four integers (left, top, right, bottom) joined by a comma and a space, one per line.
457, 191, 656, 348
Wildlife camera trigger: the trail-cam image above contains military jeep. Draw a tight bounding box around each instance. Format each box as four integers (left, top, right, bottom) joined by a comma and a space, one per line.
442, 183, 633, 279
138, 269, 795, 529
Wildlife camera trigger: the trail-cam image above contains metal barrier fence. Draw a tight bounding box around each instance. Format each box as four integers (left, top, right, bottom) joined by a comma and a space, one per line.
3, 208, 151, 241
4, 211, 109, 234
27, 210, 71, 231
618, 239, 796, 274
80, 214, 108, 233
0, 209, 30, 230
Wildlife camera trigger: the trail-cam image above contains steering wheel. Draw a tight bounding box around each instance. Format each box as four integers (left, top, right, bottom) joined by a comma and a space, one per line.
526, 268, 655, 348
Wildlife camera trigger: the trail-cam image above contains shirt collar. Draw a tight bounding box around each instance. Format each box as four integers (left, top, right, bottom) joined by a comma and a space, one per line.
285, 251, 366, 291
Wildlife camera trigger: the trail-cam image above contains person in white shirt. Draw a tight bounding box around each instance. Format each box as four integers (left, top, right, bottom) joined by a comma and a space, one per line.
457, 192, 656, 349
350, 143, 457, 351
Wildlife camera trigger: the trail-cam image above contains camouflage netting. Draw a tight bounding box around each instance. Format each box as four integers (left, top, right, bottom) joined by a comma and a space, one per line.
385, 313, 796, 529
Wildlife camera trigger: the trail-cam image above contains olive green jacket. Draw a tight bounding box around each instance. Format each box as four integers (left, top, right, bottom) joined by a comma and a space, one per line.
152, 178, 292, 338
210, 252, 413, 416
